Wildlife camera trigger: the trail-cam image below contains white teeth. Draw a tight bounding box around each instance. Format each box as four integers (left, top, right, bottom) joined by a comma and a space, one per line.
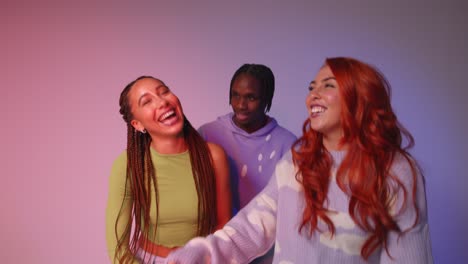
310, 106, 325, 114
160, 110, 174, 121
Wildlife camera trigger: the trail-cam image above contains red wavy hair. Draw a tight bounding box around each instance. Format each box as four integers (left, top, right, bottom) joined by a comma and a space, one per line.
292, 57, 419, 259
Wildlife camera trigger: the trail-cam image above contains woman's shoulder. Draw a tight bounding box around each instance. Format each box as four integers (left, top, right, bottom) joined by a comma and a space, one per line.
389, 152, 421, 186
206, 142, 227, 161
110, 150, 128, 179
112, 150, 127, 165
273, 150, 301, 189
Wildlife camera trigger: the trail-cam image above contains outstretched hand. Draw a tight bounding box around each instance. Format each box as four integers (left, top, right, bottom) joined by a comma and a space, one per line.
163, 238, 212, 264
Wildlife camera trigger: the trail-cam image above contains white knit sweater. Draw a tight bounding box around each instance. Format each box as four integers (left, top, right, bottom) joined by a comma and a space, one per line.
165, 150, 433, 264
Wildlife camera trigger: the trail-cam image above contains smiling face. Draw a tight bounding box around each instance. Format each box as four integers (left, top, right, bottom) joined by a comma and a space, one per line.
128, 77, 184, 139
230, 73, 268, 133
230, 74, 267, 133
306, 65, 343, 149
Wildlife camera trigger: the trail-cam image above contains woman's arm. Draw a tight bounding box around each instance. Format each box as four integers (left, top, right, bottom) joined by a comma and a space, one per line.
380, 156, 433, 263
207, 142, 232, 229
105, 152, 139, 264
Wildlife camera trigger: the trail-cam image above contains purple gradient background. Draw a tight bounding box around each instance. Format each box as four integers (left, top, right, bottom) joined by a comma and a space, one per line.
2, 1, 467, 263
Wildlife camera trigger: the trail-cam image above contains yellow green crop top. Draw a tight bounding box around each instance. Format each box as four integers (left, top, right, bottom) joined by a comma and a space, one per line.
105, 147, 198, 261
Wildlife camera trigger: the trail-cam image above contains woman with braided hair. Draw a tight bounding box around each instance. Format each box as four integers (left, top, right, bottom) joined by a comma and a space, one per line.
105, 76, 232, 263
165, 57, 433, 263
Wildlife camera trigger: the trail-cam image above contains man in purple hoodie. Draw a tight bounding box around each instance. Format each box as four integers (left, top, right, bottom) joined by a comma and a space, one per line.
198, 64, 296, 263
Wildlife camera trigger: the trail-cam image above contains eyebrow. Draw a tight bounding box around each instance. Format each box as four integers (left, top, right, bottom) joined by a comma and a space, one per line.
137, 84, 167, 106
310, 76, 336, 85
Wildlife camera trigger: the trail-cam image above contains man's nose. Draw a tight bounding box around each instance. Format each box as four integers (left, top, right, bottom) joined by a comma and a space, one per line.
237, 97, 247, 108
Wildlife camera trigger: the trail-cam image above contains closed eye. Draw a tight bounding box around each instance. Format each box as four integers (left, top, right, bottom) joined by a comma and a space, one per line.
140, 97, 152, 106
157, 86, 170, 95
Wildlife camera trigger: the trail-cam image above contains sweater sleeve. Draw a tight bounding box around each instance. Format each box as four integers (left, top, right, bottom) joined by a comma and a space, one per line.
380, 156, 433, 263
165, 163, 281, 264
105, 152, 139, 264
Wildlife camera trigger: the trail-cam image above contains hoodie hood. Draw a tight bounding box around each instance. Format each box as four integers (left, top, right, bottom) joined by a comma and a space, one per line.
217, 112, 279, 138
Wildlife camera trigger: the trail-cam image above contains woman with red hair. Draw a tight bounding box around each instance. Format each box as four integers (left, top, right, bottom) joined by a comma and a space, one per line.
165, 57, 433, 263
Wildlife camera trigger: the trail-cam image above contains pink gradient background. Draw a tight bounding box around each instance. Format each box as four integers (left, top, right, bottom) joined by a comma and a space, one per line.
2, 1, 467, 263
